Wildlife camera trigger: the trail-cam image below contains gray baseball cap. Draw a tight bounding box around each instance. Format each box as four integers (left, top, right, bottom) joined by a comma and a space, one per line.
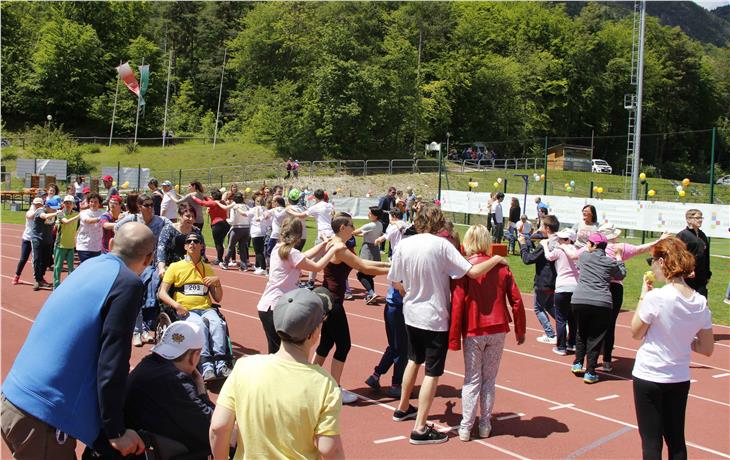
274, 287, 334, 342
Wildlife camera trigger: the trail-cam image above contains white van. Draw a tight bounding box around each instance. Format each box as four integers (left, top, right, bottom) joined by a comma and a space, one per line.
592, 159, 612, 174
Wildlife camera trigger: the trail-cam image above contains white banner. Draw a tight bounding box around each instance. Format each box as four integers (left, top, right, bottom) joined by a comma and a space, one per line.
15, 158, 68, 180
330, 197, 379, 219
101, 167, 151, 190
441, 190, 730, 239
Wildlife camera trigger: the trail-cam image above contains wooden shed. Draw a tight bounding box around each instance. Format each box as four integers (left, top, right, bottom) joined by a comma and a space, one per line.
546, 144, 592, 172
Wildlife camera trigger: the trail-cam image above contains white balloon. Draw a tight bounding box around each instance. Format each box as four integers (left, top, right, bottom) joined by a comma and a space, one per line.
497, 177, 503, 184
676, 185, 683, 192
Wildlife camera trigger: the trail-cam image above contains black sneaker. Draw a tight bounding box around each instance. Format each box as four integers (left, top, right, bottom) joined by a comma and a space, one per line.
365, 374, 381, 390
409, 424, 448, 445
393, 404, 417, 422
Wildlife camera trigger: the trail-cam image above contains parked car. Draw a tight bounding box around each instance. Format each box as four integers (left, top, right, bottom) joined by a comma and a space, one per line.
716, 175, 730, 186
592, 159, 612, 174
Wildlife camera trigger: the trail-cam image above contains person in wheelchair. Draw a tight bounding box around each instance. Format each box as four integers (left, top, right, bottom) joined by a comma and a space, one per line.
158, 233, 228, 381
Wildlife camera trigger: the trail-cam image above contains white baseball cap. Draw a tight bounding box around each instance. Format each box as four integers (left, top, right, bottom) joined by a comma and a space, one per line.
151, 321, 205, 359
555, 228, 577, 241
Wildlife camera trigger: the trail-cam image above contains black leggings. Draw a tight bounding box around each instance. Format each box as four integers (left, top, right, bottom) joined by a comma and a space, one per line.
554, 292, 576, 351
572, 303, 611, 374
252, 236, 266, 270
633, 376, 690, 460
603, 282, 624, 363
357, 272, 375, 293
258, 308, 280, 354
211, 221, 231, 262
316, 303, 351, 362
15, 240, 32, 277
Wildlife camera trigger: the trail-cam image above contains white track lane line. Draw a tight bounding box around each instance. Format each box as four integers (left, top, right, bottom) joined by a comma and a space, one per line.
373, 436, 406, 444
596, 395, 620, 401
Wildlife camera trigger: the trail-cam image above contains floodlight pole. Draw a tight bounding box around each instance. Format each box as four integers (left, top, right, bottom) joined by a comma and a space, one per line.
630, 1, 646, 201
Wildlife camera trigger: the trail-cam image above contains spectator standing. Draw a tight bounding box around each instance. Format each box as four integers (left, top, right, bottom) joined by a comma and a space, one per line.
507, 197, 521, 254
631, 237, 714, 459
491, 192, 505, 243
285, 158, 293, 180
292, 159, 300, 178
160, 180, 179, 222
53, 195, 80, 288
147, 178, 164, 216
12, 198, 43, 285
676, 209, 711, 299
1, 222, 154, 459
449, 224, 525, 441
210, 288, 344, 460
378, 186, 397, 236
73, 176, 86, 201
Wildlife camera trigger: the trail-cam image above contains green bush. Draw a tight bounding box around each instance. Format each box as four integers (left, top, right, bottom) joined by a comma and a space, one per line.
124, 142, 140, 154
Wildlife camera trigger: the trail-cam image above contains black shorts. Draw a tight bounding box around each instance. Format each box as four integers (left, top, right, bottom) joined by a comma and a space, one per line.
406, 325, 449, 377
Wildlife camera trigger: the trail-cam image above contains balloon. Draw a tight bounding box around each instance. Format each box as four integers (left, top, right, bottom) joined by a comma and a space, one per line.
679, 190, 686, 197
682, 178, 690, 187
569, 180, 575, 187
534, 174, 540, 182
121, 181, 129, 189
497, 177, 503, 184
648, 189, 656, 197
597, 187, 604, 194
592, 186, 598, 193
112, 181, 117, 186
174, 184, 180, 191
566, 186, 573, 193
244, 187, 252, 193
493, 182, 499, 188
564, 183, 570, 189
676, 185, 683, 193
540, 174, 545, 180
468, 181, 479, 188
639, 172, 646, 181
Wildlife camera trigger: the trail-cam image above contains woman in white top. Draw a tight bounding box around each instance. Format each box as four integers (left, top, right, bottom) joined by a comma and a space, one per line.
631, 237, 714, 460
76, 192, 105, 264
264, 196, 288, 264
13, 198, 44, 284
247, 195, 272, 274
543, 228, 579, 355
572, 204, 598, 248
222, 192, 250, 271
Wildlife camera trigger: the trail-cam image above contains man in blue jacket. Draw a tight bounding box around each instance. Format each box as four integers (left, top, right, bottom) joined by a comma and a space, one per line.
1, 222, 155, 459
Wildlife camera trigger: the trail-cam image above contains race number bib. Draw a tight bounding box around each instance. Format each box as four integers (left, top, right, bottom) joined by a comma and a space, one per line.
183, 283, 207, 296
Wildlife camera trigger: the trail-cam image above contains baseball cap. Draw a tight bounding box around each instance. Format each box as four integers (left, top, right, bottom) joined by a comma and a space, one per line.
588, 232, 608, 245
555, 229, 577, 241
288, 188, 302, 201
45, 196, 62, 209
82, 187, 91, 194
161, 180, 173, 187
102, 175, 113, 182
151, 322, 205, 360
108, 194, 123, 204
274, 287, 334, 342
32, 197, 44, 205
598, 223, 621, 240
63, 195, 75, 203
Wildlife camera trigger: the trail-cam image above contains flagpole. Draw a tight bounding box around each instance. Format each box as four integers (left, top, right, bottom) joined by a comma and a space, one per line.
133, 56, 144, 145
108, 60, 122, 147
162, 50, 173, 147
212, 47, 227, 150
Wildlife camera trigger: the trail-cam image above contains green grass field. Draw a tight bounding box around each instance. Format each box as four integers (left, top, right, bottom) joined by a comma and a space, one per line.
2, 209, 727, 325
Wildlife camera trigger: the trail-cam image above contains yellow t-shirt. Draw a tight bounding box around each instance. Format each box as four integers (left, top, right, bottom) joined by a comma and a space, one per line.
162, 259, 214, 311
217, 354, 342, 460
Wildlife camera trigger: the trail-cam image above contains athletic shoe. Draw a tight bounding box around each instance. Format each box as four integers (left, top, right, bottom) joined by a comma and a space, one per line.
583, 372, 599, 384
218, 364, 232, 379
141, 331, 155, 344
478, 424, 492, 439
39, 279, 52, 288
458, 427, 471, 442
409, 424, 448, 445
602, 362, 614, 373
393, 404, 418, 422
218, 262, 228, 270
566, 345, 576, 353
365, 294, 378, 305
12, 275, 20, 285
228, 261, 238, 268
536, 335, 557, 344
385, 385, 402, 399
552, 347, 567, 356
212, 260, 220, 266
254, 268, 266, 275
724, 298, 730, 305
365, 374, 381, 390
32, 282, 40, 291
343, 291, 354, 300
132, 333, 143, 347
203, 369, 217, 382
341, 388, 359, 404
571, 363, 584, 375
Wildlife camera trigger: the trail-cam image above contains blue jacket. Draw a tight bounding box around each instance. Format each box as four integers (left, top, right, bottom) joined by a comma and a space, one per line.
3, 254, 144, 447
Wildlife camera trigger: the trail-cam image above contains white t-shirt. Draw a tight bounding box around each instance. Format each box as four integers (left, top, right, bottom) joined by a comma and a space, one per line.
76, 209, 105, 251
247, 206, 270, 238
161, 190, 179, 221
269, 207, 288, 239
306, 201, 334, 238
384, 220, 407, 251
228, 204, 250, 227
516, 220, 533, 234
632, 285, 713, 383
73, 181, 85, 195
388, 233, 472, 332
491, 201, 503, 223
256, 246, 306, 311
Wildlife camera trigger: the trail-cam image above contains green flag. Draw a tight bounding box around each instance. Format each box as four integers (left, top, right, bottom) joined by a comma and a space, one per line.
138, 64, 150, 106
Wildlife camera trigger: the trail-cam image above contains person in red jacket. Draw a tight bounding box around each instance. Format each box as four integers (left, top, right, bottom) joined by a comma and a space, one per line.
449, 224, 526, 442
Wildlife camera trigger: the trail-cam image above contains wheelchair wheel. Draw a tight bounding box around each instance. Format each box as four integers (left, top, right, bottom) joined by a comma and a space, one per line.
156, 312, 172, 344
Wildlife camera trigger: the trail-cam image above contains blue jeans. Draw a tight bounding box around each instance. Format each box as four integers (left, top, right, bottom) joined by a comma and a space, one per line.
134, 265, 162, 333
77, 250, 101, 265
185, 308, 227, 372
374, 299, 408, 386
534, 289, 556, 338
553, 291, 576, 351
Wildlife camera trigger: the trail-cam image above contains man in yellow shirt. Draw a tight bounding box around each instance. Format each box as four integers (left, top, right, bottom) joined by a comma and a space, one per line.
210, 288, 344, 460
158, 233, 226, 381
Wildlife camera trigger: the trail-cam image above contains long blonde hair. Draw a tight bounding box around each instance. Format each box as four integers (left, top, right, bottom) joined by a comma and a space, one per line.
278, 217, 303, 260
462, 224, 491, 257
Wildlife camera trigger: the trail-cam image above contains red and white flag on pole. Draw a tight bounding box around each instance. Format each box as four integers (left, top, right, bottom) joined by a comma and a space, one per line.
117, 62, 140, 97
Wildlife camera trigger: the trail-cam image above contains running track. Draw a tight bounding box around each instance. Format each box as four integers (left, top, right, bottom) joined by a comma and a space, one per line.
1, 223, 729, 459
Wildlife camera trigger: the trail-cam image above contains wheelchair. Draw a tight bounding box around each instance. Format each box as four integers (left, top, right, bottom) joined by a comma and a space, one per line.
156, 303, 235, 380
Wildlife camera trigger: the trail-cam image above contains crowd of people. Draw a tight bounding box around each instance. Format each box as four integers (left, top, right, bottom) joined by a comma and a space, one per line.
2, 177, 718, 459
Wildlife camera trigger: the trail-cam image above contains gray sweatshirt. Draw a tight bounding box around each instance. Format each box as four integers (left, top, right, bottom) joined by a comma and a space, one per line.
572, 248, 626, 308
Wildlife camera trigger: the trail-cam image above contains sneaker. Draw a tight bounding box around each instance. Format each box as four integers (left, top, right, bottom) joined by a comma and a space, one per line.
132, 333, 143, 347
365, 374, 381, 390
343, 291, 354, 300
385, 385, 402, 399
32, 282, 40, 291
724, 298, 730, 305
12, 275, 20, 285
602, 362, 614, 373
239, 265, 247, 272
478, 424, 492, 439
571, 363, 584, 375
583, 372, 599, 384
393, 404, 418, 422
409, 424, 448, 445
203, 369, 217, 382
552, 347, 567, 356
536, 335, 557, 344
228, 261, 238, 268
458, 427, 471, 442
566, 345, 576, 353
254, 268, 265, 275
141, 331, 155, 344
341, 388, 359, 404
218, 262, 228, 270
365, 294, 378, 305
218, 364, 232, 379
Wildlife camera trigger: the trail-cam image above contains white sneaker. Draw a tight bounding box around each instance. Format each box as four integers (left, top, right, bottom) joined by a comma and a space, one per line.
458, 427, 471, 442
341, 388, 359, 404
536, 335, 557, 344
228, 261, 238, 268
478, 424, 491, 438
218, 262, 227, 270
253, 268, 265, 275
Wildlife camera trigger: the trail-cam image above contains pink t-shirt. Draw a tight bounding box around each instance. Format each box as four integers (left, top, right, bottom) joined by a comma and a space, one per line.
544, 243, 580, 292
256, 245, 306, 312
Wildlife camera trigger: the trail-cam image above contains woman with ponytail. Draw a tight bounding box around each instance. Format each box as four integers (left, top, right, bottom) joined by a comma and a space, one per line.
255, 217, 344, 354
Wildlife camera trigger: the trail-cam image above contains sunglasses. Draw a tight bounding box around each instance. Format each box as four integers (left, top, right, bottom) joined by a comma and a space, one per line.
646, 257, 662, 267
186, 239, 202, 245
141, 202, 153, 208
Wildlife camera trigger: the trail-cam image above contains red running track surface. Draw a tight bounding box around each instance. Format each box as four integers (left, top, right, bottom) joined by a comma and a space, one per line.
1, 223, 729, 459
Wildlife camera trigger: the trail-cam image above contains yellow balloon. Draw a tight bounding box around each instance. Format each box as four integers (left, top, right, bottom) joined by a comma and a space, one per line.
648, 189, 656, 197
493, 182, 499, 188
639, 172, 646, 181
540, 174, 545, 180
174, 184, 180, 191
597, 187, 604, 194
121, 181, 129, 189
592, 186, 598, 193
564, 183, 570, 188
682, 178, 690, 187
112, 181, 117, 186
245, 187, 252, 193
679, 190, 686, 197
